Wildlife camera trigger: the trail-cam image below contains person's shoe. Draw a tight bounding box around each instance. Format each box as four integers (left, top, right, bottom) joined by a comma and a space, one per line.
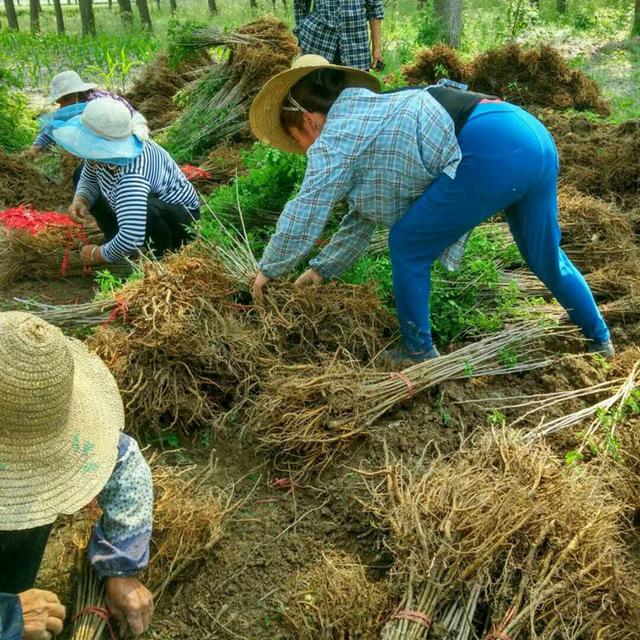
586, 338, 615, 360
379, 344, 441, 369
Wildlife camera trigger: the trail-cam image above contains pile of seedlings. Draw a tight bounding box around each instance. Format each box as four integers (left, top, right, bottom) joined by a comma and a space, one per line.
282, 550, 391, 639
0, 150, 72, 210
539, 112, 640, 206
125, 50, 210, 132
402, 43, 609, 115
163, 17, 298, 163
0, 205, 102, 286
367, 429, 640, 639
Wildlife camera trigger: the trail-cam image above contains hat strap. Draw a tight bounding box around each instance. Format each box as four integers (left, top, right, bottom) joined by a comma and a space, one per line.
282, 92, 309, 113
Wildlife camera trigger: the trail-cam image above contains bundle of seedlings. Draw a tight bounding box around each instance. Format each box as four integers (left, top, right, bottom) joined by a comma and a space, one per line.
556, 186, 637, 271
164, 17, 298, 163
542, 114, 640, 203
282, 550, 391, 639
521, 357, 640, 446
601, 294, 640, 321
0, 150, 73, 209
368, 429, 640, 639
125, 50, 210, 131
401, 43, 471, 86
201, 142, 247, 183
250, 319, 562, 472
69, 457, 233, 638
586, 259, 640, 300
88, 251, 265, 434
470, 44, 609, 115
0, 205, 102, 285
256, 282, 398, 363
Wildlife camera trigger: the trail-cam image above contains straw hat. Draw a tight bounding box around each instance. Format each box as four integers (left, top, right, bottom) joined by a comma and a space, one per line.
53, 97, 149, 164
45, 70, 97, 105
0, 312, 123, 531
250, 54, 381, 154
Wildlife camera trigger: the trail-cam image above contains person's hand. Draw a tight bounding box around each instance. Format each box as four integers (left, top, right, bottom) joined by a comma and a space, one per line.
371, 49, 385, 71
67, 197, 89, 224
105, 576, 153, 637
80, 244, 104, 266
18, 589, 66, 640
294, 268, 324, 287
252, 271, 270, 302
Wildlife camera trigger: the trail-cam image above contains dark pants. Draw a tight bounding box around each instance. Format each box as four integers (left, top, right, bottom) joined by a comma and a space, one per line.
0, 524, 52, 593
73, 164, 200, 257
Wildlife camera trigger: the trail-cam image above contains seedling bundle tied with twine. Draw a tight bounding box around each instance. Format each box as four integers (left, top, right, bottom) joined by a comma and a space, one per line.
366, 429, 640, 640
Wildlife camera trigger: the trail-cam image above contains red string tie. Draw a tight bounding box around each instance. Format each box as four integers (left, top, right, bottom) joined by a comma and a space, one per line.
392, 609, 432, 628
106, 297, 129, 324
389, 371, 415, 398
73, 605, 117, 640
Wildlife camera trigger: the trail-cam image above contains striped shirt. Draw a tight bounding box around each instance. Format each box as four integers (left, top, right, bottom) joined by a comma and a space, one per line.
258, 87, 463, 279
76, 140, 199, 262
33, 89, 135, 149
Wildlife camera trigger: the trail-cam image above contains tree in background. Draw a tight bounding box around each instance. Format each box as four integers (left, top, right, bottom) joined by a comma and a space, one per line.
557, 0, 567, 14
118, 0, 134, 25
29, 0, 40, 33
634, 0, 640, 35
169, 0, 177, 13
53, 0, 66, 33
208, 0, 218, 16
435, 0, 462, 47
3, 0, 19, 30
136, 0, 153, 31
79, 0, 96, 35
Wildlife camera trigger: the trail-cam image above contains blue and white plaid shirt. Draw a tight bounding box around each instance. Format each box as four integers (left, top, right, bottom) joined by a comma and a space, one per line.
294, 0, 384, 70
258, 87, 465, 279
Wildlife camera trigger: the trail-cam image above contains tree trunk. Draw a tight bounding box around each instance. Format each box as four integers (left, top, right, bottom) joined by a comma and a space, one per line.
634, 0, 640, 35
78, 0, 96, 35
434, 0, 462, 48
117, 0, 134, 25
3, 0, 19, 30
155, 0, 159, 8
108, 0, 112, 8
53, 0, 66, 32
207, 0, 216, 14
249, 0, 257, 10
29, 0, 40, 33
556, 0, 567, 14
169, 0, 176, 12
135, 0, 153, 30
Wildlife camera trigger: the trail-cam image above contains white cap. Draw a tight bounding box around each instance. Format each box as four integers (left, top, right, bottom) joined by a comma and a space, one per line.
45, 70, 97, 105
81, 98, 149, 141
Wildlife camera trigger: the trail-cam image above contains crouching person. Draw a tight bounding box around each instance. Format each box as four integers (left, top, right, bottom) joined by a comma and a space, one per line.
0, 311, 154, 638
52, 97, 200, 266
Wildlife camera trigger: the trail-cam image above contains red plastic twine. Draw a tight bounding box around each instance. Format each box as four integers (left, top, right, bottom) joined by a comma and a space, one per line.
0, 205, 90, 276
180, 164, 213, 181
389, 371, 415, 398
73, 606, 117, 640
392, 609, 432, 628
106, 297, 130, 324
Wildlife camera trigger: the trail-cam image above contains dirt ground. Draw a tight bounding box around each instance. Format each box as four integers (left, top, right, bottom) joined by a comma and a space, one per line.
4, 110, 639, 639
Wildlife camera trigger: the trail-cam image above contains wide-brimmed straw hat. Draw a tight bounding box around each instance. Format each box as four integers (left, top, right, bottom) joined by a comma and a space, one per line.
53, 97, 148, 164
250, 54, 381, 154
0, 312, 123, 531
45, 70, 97, 105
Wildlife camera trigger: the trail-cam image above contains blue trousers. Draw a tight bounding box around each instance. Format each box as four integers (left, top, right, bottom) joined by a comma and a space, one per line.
388, 101, 610, 352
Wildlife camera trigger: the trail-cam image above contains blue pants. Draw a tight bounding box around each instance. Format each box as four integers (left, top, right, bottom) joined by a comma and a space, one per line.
388, 101, 610, 352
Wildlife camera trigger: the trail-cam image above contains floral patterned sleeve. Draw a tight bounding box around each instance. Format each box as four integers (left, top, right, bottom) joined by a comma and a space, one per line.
88, 433, 153, 579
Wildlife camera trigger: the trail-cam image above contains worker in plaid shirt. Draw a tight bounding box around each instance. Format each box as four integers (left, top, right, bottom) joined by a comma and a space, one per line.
293, 0, 384, 70
249, 58, 613, 366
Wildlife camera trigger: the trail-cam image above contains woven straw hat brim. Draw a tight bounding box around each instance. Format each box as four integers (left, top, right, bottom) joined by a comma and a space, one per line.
0, 338, 123, 531
250, 61, 381, 154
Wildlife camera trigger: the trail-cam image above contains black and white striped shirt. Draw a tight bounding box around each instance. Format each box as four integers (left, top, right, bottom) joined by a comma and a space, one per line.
76, 140, 200, 262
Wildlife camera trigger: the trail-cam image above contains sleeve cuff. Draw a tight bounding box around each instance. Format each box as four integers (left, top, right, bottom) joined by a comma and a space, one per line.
76, 190, 96, 207
308, 258, 341, 280
0, 593, 24, 640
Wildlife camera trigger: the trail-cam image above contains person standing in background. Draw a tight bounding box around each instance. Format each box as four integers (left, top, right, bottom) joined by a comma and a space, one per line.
293, 0, 384, 71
